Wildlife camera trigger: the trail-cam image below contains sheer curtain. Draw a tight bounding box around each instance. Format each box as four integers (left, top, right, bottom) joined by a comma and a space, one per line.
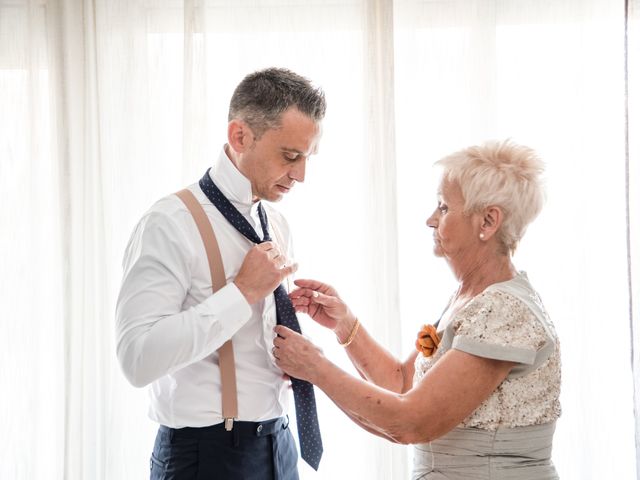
394, 1, 636, 478
0, 2, 65, 478
0, 0, 636, 479
629, 0, 640, 478
1, 0, 405, 478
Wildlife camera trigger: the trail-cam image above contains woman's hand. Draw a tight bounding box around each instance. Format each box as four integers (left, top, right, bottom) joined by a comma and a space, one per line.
273, 325, 327, 383
289, 279, 357, 340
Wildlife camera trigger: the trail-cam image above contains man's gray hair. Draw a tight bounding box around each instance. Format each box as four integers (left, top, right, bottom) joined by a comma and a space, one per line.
228, 67, 326, 139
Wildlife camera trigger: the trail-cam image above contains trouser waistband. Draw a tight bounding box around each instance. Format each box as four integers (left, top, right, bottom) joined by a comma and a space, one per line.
159, 416, 289, 440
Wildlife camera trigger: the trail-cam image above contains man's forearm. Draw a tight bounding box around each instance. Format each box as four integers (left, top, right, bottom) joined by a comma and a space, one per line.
116, 283, 251, 387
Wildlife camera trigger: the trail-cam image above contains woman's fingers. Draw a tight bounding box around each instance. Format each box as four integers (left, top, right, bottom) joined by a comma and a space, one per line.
290, 295, 309, 305
289, 287, 320, 300
290, 287, 335, 304
290, 296, 310, 314
293, 278, 325, 289
290, 290, 339, 318
274, 325, 292, 339
307, 290, 336, 306
289, 288, 312, 300
293, 278, 336, 295
272, 326, 322, 384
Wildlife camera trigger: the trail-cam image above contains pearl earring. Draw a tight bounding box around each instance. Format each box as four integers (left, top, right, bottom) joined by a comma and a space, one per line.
479, 233, 485, 239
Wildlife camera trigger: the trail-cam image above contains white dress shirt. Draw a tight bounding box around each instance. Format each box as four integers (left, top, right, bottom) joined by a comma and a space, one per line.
116, 147, 292, 428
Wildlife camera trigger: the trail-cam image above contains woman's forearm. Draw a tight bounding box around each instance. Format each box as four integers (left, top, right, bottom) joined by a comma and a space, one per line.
334, 404, 401, 443
276, 325, 514, 447
312, 357, 421, 444
336, 318, 415, 393
311, 349, 516, 446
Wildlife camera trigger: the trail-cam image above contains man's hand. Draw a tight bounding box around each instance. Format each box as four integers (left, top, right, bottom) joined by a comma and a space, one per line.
234, 242, 297, 304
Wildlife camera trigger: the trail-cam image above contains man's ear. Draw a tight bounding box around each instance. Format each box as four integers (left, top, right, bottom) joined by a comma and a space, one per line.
479, 205, 504, 241
228, 119, 254, 153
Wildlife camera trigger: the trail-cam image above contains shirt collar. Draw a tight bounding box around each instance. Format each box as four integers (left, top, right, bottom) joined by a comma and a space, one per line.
209, 146, 260, 216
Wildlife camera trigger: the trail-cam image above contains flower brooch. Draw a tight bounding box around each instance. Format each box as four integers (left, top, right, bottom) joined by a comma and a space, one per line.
415, 324, 441, 357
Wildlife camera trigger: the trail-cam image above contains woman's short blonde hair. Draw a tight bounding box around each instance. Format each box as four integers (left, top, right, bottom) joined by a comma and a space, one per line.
436, 139, 545, 255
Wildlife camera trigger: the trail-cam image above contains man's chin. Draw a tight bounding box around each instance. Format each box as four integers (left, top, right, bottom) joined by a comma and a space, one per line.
268, 186, 292, 201
262, 192, 284, 202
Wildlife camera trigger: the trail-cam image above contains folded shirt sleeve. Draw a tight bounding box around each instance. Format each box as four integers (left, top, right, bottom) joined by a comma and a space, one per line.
451, 289, 548, 365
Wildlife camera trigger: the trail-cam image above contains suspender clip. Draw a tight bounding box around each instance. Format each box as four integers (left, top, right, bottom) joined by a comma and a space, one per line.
224, 418, 235, 431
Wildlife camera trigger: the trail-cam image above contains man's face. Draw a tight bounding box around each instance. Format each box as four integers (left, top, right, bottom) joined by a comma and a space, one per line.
236, 108, 322, 202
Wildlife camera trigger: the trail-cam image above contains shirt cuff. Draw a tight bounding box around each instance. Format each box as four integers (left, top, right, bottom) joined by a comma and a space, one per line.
194, 282, 252, 334
452, 336, 537, 365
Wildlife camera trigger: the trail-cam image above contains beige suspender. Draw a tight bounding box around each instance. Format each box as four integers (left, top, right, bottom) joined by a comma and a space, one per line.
175, 189, 238, 431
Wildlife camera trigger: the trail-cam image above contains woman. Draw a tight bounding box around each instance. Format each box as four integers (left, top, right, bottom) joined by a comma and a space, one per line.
273, 140, 561, 479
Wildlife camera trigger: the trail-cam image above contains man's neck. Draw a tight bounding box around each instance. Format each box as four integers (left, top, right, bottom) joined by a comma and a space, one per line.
222, 144, 259, 203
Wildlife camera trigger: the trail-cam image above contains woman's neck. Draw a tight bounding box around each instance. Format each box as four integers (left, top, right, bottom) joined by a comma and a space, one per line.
454, 254, 517, 299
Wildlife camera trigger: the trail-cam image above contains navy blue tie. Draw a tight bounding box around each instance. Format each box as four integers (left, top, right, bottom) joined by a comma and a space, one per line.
199, 169, 323, 471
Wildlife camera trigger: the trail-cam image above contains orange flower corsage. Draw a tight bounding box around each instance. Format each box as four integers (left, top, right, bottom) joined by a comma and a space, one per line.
415, 324, 441, 357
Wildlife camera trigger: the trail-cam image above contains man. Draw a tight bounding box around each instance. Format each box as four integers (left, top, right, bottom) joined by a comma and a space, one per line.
116, 68, 326, 479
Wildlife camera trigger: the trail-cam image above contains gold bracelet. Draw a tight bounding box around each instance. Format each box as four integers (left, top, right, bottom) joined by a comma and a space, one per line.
337, 318, 360, 347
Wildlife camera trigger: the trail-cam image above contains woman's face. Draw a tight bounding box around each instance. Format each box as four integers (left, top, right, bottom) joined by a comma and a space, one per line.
426, 178, 480, 261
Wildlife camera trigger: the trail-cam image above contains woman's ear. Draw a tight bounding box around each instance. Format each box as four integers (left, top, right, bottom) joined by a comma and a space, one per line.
479, 205, 503, 240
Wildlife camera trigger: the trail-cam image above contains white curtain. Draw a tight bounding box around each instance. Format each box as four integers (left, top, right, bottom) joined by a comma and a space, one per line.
0, 0, 636, 479
394, 1, 636, 478
629, 0, 640, 478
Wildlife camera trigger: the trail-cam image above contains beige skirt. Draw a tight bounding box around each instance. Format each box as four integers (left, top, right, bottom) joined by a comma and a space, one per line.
412, 422, 558, 480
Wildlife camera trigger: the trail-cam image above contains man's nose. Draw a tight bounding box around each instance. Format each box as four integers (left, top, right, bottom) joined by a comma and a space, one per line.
289, 159, 306, 183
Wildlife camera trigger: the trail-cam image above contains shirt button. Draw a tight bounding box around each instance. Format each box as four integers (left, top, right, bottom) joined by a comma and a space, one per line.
257, 424, 263, 433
